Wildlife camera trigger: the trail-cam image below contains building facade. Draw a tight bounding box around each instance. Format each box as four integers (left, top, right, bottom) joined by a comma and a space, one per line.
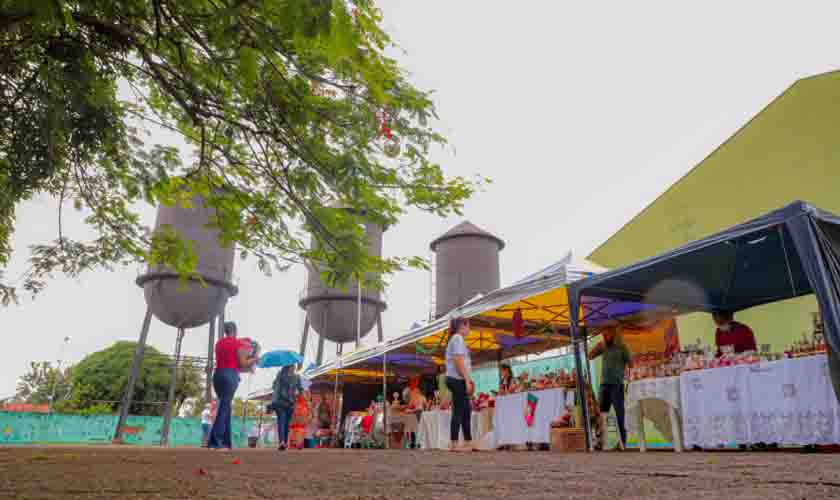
588, 70, 840, 351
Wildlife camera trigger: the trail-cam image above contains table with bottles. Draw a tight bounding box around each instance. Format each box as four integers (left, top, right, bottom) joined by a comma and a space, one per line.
626, 332, 834, 449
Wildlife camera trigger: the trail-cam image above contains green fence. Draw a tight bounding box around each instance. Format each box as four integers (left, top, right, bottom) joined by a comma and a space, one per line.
0, 412, 266, 447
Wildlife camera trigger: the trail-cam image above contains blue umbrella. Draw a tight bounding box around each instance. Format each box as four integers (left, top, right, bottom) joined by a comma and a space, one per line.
257, 350, 303, 368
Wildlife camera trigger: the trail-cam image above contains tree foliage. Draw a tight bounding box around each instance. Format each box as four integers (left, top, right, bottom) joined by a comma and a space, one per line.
232, 397, 265, 418
14, 361, 72, 405
59, 340, 203, 416
0, 0, 484, 305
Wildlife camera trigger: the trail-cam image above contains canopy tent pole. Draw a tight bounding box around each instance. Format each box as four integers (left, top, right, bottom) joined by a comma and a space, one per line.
333, 343, 343, 447
582, 327, 593, 386
383, 351, 388, 449
778, 225, 799, 298
568, 287, 593, 451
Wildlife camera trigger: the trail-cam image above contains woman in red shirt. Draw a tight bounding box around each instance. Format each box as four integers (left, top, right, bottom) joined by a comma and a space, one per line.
208, 321, 257, 450
713, 311, 757, 356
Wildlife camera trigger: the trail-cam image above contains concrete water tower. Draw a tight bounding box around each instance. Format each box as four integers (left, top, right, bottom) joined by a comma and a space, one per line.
114, 193, 238, 445
298, 215, 387, 365
431, 221, 504, 318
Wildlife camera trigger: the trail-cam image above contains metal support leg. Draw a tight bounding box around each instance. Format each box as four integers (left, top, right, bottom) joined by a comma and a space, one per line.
205, 316, 217, 405
356, 282, 362, 350
299, 314, 310, 367
161, 327, 185, 447
316, 337, 325, 366
572, 337, 593, 452
114, 307, 153, 443
637, 404, 647, 452
669, 405, 683, 452
377, 314, 384, 343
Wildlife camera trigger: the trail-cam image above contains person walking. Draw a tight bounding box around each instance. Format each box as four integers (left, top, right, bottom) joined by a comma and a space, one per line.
200, 403, 212, 447
272, 365, 302, 451
208, 321, 257, 450
588, 327, 631, 450
445, 316, 475, 452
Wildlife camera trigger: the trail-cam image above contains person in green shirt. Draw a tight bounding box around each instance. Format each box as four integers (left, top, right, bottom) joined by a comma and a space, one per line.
588, 327, 632, 450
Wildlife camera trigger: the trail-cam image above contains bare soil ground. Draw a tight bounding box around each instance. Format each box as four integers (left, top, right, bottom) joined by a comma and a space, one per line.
1, 445, 839, 500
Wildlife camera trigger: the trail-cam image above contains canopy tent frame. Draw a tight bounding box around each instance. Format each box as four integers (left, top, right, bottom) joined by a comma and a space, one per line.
567, 201, 840, 451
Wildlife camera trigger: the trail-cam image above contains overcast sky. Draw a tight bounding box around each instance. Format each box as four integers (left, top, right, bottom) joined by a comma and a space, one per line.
4, 1, 840, 400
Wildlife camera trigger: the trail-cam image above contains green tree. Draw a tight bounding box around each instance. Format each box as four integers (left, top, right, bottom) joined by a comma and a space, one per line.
232, 397, 265, 418
14, 361, 72, 405
0, 0, 484, 306
59, 341, 203, 416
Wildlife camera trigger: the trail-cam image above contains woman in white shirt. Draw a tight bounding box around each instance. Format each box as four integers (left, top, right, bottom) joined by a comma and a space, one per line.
445, 317, 474, 452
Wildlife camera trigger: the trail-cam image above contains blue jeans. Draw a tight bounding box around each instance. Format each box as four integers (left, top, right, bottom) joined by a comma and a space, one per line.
208, 369, 239, 449
275, 406, 294, 447
201, 423, 211, 445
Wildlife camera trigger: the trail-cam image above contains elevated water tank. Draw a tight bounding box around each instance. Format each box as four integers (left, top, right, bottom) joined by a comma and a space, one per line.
299, 218, 387, 344
431, 221, 504, 318
137, 194, 238, 329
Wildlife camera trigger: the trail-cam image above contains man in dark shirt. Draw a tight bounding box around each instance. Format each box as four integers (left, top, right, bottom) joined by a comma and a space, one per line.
589, 327, 632, 450
713, 311, 757, 356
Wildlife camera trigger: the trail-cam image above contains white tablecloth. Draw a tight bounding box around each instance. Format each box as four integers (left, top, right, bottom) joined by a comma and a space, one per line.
417, 410, 484, 450
627, 376, 682, 445
680, 355, 840, 448
494, 389, 574, 445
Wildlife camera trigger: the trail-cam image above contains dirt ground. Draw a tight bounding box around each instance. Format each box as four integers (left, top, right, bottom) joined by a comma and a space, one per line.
1, 446, 839, 500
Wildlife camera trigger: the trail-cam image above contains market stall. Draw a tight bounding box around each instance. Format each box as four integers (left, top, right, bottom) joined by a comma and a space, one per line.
681, 352, 837, 447
568, 201, 840, 450
494, 388, 575, 446
417, 408, 493, 450
311, 256, 662, 452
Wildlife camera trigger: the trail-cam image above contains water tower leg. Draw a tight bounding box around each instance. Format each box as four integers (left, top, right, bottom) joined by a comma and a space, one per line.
298, 314, 310, 365
316, 337, 325, 366
113, 307, 153, 444
161, 328, 185, 447
205, 316, 217, 405
376, 314, 384, 343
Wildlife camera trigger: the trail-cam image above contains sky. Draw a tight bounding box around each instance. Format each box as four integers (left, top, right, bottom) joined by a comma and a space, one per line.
4, 1, 840, 401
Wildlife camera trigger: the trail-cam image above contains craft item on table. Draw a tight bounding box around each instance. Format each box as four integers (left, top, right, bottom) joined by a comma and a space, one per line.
473, 393, 491, 411
524, 392, 539, 427
551, 404, 575, 428
512, 309, 525, 338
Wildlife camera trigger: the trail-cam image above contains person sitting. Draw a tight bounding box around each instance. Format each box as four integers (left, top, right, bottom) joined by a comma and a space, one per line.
713, 311, 757, 356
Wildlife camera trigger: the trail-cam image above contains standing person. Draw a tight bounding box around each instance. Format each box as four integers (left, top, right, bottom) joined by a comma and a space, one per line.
208, 321, 257, 450
272, 365, 302, 451
445, 316, 475, 452
403, 376, 427, 449
588, 327, 631, 451
319, 392, 334, 432
713, 311, 757, 356
200, 404, 212, 447
498, 364, 514, 394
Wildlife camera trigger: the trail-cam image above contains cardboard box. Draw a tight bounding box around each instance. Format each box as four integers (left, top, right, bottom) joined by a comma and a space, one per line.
550, 427, 585, 452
